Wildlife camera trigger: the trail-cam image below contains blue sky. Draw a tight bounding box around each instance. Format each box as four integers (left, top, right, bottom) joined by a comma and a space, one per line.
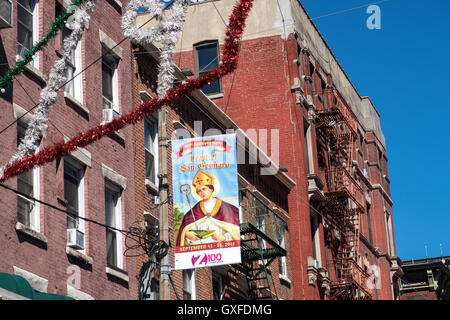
300, 0, 450, 261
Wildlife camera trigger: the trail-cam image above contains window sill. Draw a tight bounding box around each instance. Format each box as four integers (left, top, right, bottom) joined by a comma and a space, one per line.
15, 55, 46, 84
15, 222, 47, 244
106, 266, 129, 283
206, 92, 224, 100
64, 92, 89, 115
66, 246, 93, 265
279, 274, 291, 285
145, 179, 158, 193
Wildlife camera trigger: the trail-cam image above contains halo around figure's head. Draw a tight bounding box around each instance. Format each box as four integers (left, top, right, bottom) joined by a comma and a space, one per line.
191, 170, 220, 201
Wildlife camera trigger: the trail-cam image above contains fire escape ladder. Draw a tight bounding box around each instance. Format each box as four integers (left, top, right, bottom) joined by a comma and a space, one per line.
237, 222, 286, 300
316, 92, 372, 300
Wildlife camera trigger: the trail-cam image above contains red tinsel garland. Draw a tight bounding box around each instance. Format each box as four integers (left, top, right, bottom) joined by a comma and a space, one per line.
0, 0, 254, 183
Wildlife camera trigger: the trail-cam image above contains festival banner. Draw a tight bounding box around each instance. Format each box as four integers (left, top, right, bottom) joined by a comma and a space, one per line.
172, 134, 241, 270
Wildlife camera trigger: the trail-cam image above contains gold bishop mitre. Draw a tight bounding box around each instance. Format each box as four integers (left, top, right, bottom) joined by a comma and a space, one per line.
192, 171, 215, 189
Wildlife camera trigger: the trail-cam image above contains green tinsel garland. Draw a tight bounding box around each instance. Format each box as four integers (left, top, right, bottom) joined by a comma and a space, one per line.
0, 0, 88, 92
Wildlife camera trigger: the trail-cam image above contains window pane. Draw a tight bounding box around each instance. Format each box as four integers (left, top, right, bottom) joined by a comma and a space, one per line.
200, 78, 221, 95
64, 164, 79, 229
106, 229, 117, 266
65, 65, 75, 96
17, 170, 34, 226
105, 189, 117, 228
17, 1, 34, 56
17, 125, 35, 227
145, 150, 155, 182
102, 59, 114, 103
198, 45, 218, 71
144, 120, 157, 151
183, 270, 193, 300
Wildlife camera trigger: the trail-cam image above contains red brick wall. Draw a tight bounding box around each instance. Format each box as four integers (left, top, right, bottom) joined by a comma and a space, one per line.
0, 0, 137, 299
173, 28, 397, 300
175, 34, 318, 299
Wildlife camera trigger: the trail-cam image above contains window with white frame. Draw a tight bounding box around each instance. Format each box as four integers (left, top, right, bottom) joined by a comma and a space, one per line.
144, 117, 158, 186
62, 27, 83, 103
64, 158, 85, 248
17, 124, 40, 231
105, 181, 123, 268
194, 40, 221, 95
254, 196, 267, 252
102, 47, 119, 122
276, 217, 287, 276
310, 210, 321, 267
17, 0, 39, 68
183, 269, 195, 300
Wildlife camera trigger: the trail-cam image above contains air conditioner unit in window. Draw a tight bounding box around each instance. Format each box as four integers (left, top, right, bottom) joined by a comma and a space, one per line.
67, 228, 85, 250
0, 0, 13, 29
102, 108, 114, 123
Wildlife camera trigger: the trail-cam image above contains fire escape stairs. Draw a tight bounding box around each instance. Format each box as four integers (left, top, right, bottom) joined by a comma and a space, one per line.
316, 93, 372, 300
235, 222, 286, 300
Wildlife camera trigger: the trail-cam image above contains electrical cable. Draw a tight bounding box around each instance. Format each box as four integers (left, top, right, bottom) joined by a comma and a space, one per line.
0, 182, 130, 235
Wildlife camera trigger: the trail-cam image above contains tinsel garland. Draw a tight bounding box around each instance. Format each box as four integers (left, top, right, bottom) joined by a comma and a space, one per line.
0, 0, 254, 183
122, 0, 188, 97
0, 0, 89, 92
0, 1, 97, 180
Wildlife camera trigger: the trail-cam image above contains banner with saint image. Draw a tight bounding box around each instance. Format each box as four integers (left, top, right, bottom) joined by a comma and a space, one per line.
172, 134, 241, 270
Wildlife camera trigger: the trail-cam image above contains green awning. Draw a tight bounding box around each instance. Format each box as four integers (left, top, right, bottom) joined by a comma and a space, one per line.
0, 272, 75, 300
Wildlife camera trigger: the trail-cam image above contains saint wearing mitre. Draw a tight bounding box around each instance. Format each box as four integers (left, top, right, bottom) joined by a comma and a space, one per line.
176, 170, 240, 247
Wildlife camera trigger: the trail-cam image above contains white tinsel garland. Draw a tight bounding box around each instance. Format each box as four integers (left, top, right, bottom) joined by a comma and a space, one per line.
0, 1, 97, 179
122, 0, 188, 97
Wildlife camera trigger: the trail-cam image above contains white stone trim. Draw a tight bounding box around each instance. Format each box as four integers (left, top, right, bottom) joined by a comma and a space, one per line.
106, 267, 129, 283
13, 266, 48, 293
15, 222, 47, 244
99, 29, 123, 59
101, 163, 127, 190
13, 103, 48, 138
66, 246, 93, 265
15, 55, 46, 83
66, 284, 94, 300
64, 92, 89, 115
63, 136, 92, 167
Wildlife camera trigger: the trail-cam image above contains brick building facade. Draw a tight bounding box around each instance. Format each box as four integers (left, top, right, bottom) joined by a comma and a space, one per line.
0, 0, 138, 299
157, 0, 403, 299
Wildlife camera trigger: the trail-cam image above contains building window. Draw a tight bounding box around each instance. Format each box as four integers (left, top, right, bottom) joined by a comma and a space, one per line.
254, 197, 267, 251
386, 212, 394, 256
105, 182, 123, 268
304, 121, 313, 174
310, 210, 321, 266
144, 118, 158, 186
17, 124, 40, 230
64, 158, 85, 247
183, 269, 195, 300
62, 27, 83, 103
276, 217, 287, 276
366, 203, 373, 246
194, 41, 221, 95
17, 0, 39, 68
212, 270, 225, 300
102, 47, 119, 122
